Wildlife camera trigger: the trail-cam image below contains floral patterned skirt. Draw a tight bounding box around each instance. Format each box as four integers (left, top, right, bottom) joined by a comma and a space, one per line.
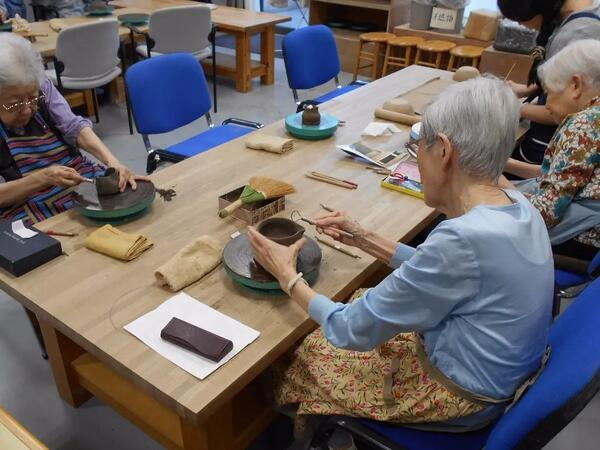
274, 294, 484, 423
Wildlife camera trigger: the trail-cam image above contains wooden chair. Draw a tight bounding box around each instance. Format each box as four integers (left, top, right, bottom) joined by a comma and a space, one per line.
447, 45, 485, 71
352, 32, 395, 81
382, 36, 425, 76
0, 407, 48, 450
415, 40, 456, 69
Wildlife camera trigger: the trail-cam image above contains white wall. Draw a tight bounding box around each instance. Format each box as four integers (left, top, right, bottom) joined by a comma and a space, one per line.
465, 0, 499, 16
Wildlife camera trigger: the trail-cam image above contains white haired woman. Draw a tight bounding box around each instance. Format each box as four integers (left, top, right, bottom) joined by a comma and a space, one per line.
249, 78, 554, 431
503, 39, 600, 264
0, 33, 143, 224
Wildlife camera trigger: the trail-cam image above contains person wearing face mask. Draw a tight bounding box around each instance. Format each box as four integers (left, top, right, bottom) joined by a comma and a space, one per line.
498, 0, 600, 166
502, 39, 600, 264
0, 33, 144, 225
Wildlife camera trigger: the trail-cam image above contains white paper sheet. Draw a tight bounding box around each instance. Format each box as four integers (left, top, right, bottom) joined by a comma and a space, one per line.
361, 122, 402, 137
124, 293, 260, 380
11, 220, 38, 239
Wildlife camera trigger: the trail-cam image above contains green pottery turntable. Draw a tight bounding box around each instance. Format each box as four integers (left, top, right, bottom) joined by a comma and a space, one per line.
223, 233, 322, 296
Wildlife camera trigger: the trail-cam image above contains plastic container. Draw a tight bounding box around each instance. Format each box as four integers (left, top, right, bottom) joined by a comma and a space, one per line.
494, 19, 538, 55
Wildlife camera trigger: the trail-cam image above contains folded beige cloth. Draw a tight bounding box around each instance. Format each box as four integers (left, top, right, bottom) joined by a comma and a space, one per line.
155, 236, 223, 291
245, 134, 294, 154
85, 225, 153, 261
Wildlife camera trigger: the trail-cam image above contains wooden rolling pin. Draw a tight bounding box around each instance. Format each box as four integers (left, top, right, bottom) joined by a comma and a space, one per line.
374, 109, 421, 126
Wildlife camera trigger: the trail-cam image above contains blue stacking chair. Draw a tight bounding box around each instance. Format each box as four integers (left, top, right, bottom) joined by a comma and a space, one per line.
126, 53, 262, 173
555, 250, 600, 300
282, 25, 366, 112
310, 277, 600, 450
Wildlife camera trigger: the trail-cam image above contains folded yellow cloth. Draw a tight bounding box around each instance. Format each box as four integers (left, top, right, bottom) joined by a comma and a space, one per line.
155, 236, 223, 291
245, 134, 294, 154
85, 225, 153, 261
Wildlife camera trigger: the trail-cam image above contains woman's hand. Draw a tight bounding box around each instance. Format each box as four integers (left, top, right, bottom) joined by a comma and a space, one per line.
314, 211, 369, 248
112, 163, 148, 192
37, 166, 83, 188
507, 81, 538, 99
247, 227, 306, 288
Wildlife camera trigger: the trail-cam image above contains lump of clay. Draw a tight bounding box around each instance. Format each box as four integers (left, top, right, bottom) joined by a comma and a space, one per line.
453, 66, 481, 82
381, 98, 414, 115
302, 104, 321, 126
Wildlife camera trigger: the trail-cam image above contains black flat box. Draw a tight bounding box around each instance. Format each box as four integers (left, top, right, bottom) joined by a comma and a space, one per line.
0, 220, 62, 277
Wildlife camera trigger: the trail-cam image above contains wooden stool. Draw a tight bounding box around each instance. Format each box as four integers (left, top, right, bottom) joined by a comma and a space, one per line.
415, 40, 456, 69
448, 45, 485, 71
382, 36, 425, 76
352, 32, 395, 81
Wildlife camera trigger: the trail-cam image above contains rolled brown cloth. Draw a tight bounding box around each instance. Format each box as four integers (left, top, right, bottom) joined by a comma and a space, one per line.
155, 236, 223, 291
374, 108, 421, 126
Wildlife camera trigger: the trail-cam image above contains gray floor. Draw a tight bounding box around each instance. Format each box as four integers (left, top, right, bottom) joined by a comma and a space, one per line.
1, 57, 599, 449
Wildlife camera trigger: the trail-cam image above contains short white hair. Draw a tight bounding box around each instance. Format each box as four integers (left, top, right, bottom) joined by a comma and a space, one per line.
0, 33, 45, 93
538, 39, 600, 92
421, 77, 520, 181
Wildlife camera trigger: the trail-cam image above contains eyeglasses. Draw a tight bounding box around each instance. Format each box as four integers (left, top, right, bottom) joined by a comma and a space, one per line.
1, 94, 45, 112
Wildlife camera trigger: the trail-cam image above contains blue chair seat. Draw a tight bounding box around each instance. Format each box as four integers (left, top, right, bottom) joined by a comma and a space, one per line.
313, 82, 364, 104
555, 269, 589, 289
166, 124, 253, 158
360, 419, 493, 450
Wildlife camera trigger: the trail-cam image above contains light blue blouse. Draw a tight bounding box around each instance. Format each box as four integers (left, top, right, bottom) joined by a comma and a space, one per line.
309, 190, 554, 400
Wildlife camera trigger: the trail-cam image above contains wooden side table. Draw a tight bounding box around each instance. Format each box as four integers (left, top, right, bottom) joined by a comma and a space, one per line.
448, 45, 485, 71
415, 40, 456, 69
382, 36, 425, 76
352, 32, 395, 81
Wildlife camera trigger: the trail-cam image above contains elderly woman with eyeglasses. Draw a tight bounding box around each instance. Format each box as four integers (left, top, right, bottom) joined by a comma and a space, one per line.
503, 39, 600, 265
0, 33, 142, 224
248, 78, 554, 432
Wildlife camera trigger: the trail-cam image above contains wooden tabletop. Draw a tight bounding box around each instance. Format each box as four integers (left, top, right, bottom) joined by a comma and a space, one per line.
0, 66, 452, 424
109, 0, 291, 31
28, 10, 149, 57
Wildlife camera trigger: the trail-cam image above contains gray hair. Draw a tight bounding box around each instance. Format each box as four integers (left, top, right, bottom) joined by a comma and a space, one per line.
538, 39, 600, 92
421, 77, 520, 181
0, 33, 45, 93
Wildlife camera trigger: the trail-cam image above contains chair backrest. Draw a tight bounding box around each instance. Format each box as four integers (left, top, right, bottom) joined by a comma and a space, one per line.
149, 5, 212, 54
56, 20, 120, 79
282, 24, 341, 91
126, 53, 212, 135
485, 277, 600, 450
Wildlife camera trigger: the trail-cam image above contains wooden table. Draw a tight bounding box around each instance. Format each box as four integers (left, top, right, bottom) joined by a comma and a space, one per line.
0, 66, 448, 450
109, 0, 291, 92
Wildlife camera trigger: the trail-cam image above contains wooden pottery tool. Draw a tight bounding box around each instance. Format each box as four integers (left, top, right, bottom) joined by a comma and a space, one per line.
223, 233, 321, 295
315, 236, 361, 259
46, 230, 78, 237
305, 171, 358, 190
256, 218, 305, 246
72, 180, 155, 224
291, 210, 355, 239
504, 62, 517, 81
320, 203, 334, 212
218, 177, 295, 218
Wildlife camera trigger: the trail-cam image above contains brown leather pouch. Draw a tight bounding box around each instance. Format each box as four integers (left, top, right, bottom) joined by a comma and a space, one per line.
161, 317, 233, 362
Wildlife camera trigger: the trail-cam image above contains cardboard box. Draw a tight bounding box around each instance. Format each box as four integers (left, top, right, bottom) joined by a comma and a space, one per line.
464, 9, 499, 41
0, 220, 62, 277
218, 187, 285, 225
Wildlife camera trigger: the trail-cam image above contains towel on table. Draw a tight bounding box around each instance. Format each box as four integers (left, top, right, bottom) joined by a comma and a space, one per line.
155, 236, 223, 291
85, 225, 153, 261
245, 135, 294, 154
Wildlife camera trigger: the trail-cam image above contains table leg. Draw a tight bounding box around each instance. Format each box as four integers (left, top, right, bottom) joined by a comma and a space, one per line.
39, 320, 92, 407
260, 26, 275, 85
235, 30, 252, 93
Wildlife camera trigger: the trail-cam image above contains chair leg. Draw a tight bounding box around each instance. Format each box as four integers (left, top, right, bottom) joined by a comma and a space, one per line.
125, 93, 133, 135
448, 54, 456, 71
352, 41, 363, 82
382, 44, 392, 77
212, 58, 217, 114
370, 44, 379, 80
91, 88, 100, 123
435, 51, 443, 69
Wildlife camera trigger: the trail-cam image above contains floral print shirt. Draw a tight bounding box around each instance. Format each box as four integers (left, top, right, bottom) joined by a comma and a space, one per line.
528, 97, 600, 247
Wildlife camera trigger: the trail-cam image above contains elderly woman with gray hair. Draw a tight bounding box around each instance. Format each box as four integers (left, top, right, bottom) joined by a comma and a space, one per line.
503, 39, 600, 265
248, 78, 554, 430
0, 33, 142, 224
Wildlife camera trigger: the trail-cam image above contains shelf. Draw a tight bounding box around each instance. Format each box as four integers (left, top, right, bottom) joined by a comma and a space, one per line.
312, 0, 392, 12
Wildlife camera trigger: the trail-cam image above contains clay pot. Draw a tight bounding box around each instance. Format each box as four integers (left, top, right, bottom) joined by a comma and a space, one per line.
95, 167, 120, 196
302, 104, 321, 126
257, 218, 305, 246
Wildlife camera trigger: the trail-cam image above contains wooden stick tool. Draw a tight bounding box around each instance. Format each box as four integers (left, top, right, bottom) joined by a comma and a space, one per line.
291, 210, 355, 239
315, 236, 361, 259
